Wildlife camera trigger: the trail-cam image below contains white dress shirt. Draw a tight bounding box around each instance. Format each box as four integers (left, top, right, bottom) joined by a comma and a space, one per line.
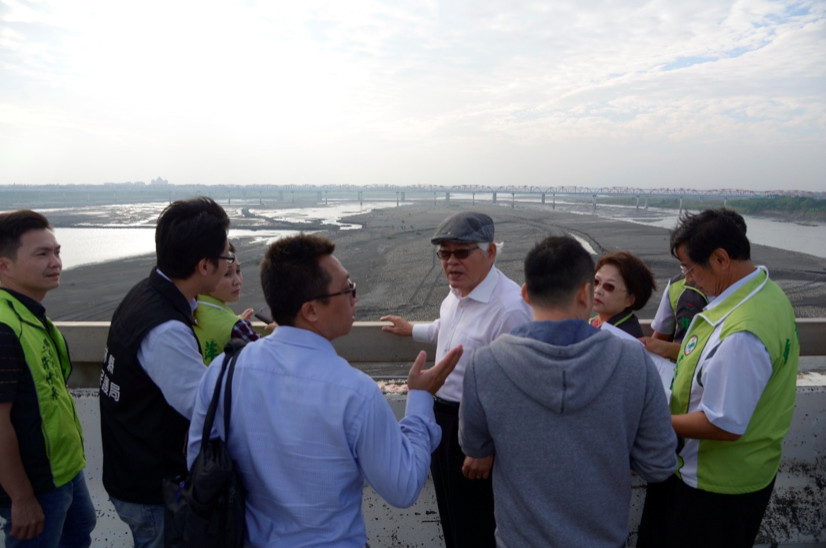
651, 279, 676, 335
412, 266, 532, 402
687, 267, 773, 435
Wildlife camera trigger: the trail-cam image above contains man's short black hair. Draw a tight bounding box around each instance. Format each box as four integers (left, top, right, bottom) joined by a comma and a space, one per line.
670, 208, 750, 264
595, 251, 656, 311
524, 236, 594, 309
155, 197, 229, 279
0, 209, 52, 259
260, 233, 336, 326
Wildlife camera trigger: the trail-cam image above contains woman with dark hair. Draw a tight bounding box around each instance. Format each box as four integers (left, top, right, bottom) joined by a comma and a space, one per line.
589, 251, 656, 338
194, 242, 259, 365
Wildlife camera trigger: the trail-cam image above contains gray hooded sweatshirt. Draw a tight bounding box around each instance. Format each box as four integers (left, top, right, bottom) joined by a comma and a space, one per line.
459, 319, 677, 548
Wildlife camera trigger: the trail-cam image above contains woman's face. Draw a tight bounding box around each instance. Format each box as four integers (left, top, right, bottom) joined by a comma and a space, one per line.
592, 263, 635, 321
209, 260, 243, 304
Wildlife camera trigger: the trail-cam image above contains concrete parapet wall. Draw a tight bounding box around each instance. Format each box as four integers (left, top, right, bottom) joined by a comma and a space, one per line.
39, 321, 826, 546
60, 319, 826, 387
16, 379, 817, 548
383, 385, 826, 547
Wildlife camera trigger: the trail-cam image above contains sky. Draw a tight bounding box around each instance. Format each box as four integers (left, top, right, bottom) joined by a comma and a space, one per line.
0, 0, 824, 192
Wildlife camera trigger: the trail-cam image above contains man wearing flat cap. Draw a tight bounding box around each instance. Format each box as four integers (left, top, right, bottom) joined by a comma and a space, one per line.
381, 211, 531, 548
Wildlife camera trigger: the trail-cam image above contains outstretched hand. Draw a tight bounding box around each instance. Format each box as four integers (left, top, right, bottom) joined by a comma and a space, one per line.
380, 315, 413, 337
407, 345, 463, 394
239, 308, 255, 321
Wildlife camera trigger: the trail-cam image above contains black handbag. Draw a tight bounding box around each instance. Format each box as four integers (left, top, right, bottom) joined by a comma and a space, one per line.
164, 339, 247, 548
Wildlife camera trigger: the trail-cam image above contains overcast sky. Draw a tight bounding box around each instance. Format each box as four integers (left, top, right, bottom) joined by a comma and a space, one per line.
1, 1, 823, 191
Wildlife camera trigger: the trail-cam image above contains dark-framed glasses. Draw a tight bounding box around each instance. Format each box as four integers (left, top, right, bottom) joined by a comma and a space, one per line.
436, 247, 480, 261
219, 255, 236, 264
309, 280, 357, 301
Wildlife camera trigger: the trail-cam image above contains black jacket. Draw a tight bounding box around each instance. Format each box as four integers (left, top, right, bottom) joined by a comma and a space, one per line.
100, 269, 199, 504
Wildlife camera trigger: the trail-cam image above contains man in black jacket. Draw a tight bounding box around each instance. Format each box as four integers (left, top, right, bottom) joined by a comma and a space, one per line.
100, 197, 230, 548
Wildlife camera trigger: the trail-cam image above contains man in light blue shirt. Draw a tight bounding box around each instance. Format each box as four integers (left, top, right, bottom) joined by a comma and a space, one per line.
188, 233, 463, 547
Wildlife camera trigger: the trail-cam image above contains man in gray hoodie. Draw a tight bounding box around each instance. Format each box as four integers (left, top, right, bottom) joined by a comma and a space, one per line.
459, 235, 677, 547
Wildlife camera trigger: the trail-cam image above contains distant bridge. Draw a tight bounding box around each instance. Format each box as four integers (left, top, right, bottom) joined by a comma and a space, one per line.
1, 183, 822, 212
227, 184, 823, 210
259, 184, 822, 199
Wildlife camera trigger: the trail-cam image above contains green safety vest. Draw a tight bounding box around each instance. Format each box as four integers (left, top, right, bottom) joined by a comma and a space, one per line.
671, 268, 799, 494
0, 292, 85, 488
193, 295, 241, 364
667, 277, 707, 336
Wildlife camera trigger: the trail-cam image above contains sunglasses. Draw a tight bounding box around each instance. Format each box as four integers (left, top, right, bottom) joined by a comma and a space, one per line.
594, 278, 623, 293
436, 247, 480, 261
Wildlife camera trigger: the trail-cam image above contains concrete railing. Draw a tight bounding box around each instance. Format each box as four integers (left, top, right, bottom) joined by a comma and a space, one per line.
52, 320, 826, 547
60, 318, 826, 385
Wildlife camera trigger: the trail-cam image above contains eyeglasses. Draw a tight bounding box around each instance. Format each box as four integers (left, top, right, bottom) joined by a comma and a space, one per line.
309, 280, 357, 301
594, 278, 624, 293
219, 255, 236, 264
680, 263, 698, 276
436, 247, 480, 261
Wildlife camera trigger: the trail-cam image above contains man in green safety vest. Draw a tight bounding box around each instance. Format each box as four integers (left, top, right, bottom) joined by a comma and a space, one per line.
0, 209, 96, 547
637, 208, 799, 548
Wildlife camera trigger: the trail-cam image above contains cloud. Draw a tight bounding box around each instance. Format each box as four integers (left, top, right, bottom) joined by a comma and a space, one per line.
0, 0, 824, 190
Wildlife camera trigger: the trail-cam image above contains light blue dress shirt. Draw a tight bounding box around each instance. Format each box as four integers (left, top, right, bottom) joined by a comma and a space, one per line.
137, 269, 205, 419
187, 326, 441, 547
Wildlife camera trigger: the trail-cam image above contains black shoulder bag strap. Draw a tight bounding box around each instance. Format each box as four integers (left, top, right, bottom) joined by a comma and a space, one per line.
201, 338, 247, 446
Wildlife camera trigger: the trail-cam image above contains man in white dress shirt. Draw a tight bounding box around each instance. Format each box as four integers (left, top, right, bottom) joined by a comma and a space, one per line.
381, 211, 532, 548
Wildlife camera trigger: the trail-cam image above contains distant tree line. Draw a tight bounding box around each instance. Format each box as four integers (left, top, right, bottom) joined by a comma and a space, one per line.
727, 196, 826, 222
598, 196, 826, 222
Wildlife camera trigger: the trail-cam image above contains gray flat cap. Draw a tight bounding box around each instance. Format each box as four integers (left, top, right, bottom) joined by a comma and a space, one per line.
431, 212, 494, 244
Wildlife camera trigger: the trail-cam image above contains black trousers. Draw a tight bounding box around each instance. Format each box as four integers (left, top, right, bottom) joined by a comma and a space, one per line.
431, 399, 496, 548
637, 474, 775, 548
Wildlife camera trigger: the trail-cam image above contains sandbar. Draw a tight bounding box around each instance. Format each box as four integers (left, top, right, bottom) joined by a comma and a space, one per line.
47, 202, 826, 322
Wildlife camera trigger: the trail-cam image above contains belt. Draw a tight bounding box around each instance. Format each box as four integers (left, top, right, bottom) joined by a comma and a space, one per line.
433, 395, 460, 412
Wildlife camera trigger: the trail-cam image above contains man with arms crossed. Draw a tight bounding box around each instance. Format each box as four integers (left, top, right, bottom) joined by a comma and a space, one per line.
637, 209, 799, 548
381, 212, 531, 548
459, 235, 677, 546
187, 234, 463, 546
0, 210, 96, 546
99, 197, 230, 548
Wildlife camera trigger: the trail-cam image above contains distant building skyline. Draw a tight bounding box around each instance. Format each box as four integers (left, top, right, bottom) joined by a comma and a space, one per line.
2, 181, 822, 198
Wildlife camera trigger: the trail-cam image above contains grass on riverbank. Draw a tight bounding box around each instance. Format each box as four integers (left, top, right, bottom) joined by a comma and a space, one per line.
598, 196, 826, 223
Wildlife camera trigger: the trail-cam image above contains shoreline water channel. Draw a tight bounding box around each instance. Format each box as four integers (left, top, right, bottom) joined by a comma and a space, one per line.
35, 200, 825, 323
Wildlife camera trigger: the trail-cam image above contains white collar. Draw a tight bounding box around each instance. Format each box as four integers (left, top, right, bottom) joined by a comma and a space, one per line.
705, 265, 767, 311
450, 266, 499, 304
156, 268, 198, 313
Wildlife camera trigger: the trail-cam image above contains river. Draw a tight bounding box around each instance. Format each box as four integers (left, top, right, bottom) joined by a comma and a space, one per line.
51, 199, 825, 270
53, 201, 401, 270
